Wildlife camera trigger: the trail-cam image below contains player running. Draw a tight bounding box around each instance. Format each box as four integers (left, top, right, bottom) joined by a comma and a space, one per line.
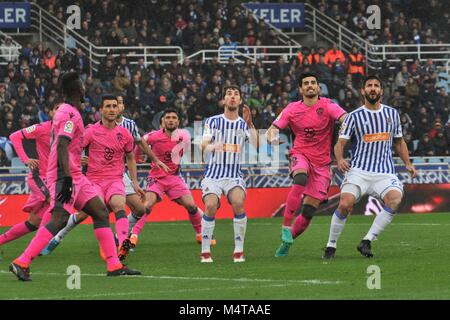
323, 75, 416, 260
128, 108, 205, 249
40, 95, 145, 261
267, 73, 347, 257
0, 105, 57, 256
200, 85, 258, 263
9, 72, 140, 281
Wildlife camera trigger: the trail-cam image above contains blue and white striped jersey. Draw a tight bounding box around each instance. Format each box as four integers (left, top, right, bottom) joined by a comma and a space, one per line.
203, 114, 250, 179
339, 104, 402, 174
117, 116, 141, 143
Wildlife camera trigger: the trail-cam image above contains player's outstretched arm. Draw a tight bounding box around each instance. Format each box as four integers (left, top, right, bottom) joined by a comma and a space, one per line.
394, 137, 417, 178
266, 124, 285, 145
9, 130, 39, 170
125, 151, 146, 199
334, 138, 350, 172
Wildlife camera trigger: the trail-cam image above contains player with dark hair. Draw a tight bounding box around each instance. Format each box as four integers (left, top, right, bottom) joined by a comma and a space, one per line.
200, 85, 258, 263
127, 108, 207, 250
40, 94, 145, 261
323, 75, 416, 260
9, 72, 140, 281
267, 73, 347, 257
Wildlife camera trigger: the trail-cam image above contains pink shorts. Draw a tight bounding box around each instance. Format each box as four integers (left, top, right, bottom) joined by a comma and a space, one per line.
289, 153, 331, 202
90, 178, 125, 204
146, 175, 190, 201
23, 174, 50, 217
49, 175, 99, 213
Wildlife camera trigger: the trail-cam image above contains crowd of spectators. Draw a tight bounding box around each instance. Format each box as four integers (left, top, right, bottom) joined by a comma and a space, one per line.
0, 0, 449, 169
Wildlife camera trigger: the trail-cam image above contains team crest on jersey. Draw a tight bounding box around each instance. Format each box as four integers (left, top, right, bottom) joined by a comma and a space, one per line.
25, 125, 36, 133
386, 117, 392, 126
117, 132, 123, 141
316, 107, 324, 116
64, 121, 74, 134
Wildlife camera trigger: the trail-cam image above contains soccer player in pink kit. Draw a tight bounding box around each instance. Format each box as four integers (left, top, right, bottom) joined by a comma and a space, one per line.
129, 109, 204, 247
267, 73, 347, 257
0, 105, 57, 255
9, 72, 140, 281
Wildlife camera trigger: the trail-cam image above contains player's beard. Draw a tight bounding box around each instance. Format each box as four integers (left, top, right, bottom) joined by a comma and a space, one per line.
365, 92, 381, 104
227, 104, 238, 112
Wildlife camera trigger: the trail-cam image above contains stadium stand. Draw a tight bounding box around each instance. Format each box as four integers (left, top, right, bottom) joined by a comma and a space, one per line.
0, 0, 449, 171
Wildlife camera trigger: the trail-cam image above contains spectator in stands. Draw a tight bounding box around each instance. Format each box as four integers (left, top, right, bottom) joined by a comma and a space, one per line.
347, 46, 365, 85
0, 147, 11, 171
415, 133, 435, 156
113, 68, 131, 94
42, 48, 56, 70
71, 48, 90, 81
0, 37, 19, 63
431, 129, 449, 156
405, 77, 420, 100
324, 43, 346, 68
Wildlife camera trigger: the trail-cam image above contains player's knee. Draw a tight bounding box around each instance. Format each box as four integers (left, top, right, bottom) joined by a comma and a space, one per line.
301, 204, 316, 220
292, 172, 308, 186
27, 214, 41, 228
384, 196, 402, 212
231, 201, 245, 214
51, 210, 70, 230
91, 207, 110, 228
205, 202, 218, 214
186, 205, 198, 216
338, 199, 353, 215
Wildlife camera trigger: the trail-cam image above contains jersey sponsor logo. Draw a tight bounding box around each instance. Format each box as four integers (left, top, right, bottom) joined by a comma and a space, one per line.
221, 143, 241, 153
64, 121, 74, 134
25, 125, 36, 133
363, 132, 390, 143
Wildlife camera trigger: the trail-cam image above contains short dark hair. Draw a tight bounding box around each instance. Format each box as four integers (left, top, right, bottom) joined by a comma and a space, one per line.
100, 94, 117, 107
298, 73, 319, 86
162, 108, 180, 119
361, 74, 384, 89
222, 85, 242, 100
60, 72, 81, 96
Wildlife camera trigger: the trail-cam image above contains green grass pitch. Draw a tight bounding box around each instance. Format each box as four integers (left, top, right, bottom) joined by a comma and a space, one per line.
1, 213, 450, 300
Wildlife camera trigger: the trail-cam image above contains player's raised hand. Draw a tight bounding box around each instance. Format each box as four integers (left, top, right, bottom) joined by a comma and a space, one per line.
80, 156, 89, 166
337, 159, 350, 172
26, 158, 39, 171
405, 164, 417, 178
155, 159, 170, 173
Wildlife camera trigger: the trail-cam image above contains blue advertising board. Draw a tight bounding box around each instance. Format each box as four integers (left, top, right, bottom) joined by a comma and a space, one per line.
244, 3, 305, 28
0, 2, 31, 29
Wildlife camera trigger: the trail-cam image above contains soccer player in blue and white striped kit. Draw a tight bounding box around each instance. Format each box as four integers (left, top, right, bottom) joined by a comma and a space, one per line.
200, 85, 258, 263
323, 75, 417, 260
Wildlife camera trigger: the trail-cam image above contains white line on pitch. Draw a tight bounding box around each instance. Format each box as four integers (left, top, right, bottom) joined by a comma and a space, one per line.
0, 270, 342, 285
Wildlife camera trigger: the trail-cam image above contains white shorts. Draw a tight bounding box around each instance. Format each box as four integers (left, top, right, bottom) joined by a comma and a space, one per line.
341, 168, 403, 202
201, 177, 246, 201
123, 172, 136, 196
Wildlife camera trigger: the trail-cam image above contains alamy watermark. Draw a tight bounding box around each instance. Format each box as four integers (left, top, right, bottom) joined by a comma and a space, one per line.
66, 265, 81, 289
366, 265, 381, 290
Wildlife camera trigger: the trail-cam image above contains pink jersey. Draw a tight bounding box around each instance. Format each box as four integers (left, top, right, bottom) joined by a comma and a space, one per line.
273, 97, 346, 166
9, 121, 52, 178
47, 103, 85, 183
143, 128, 190, 178
83, 121, 134, 180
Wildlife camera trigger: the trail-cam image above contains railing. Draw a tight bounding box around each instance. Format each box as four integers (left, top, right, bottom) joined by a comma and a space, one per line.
27, 2, 183, 73
0, 30, 22, 64
185, 46, 302, 64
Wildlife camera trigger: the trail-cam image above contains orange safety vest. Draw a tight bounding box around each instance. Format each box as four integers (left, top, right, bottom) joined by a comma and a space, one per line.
348, 53, 364, 75
307, 53, 320, 65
